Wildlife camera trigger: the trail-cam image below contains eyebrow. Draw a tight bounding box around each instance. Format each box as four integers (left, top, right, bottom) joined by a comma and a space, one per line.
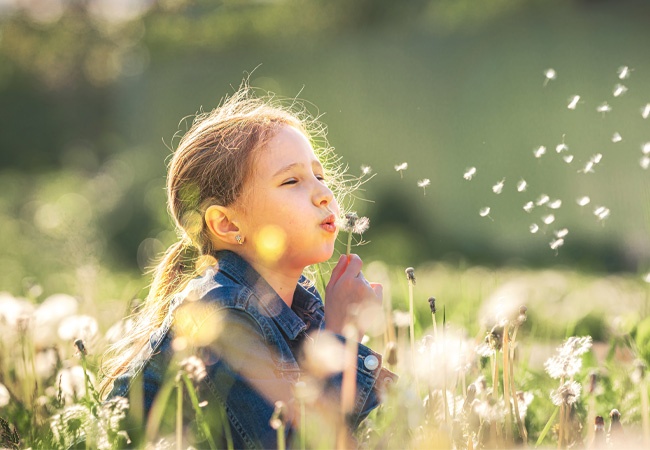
272, 161, 323, 178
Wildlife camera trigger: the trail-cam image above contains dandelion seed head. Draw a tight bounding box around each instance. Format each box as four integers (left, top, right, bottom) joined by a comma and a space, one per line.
550, 238, 564, 251
544, 336, 592, 379
577, 196, 591, 206
548, 199, 562, 209
58, 314, 99, 343
618, 65, 631, 79
533, 146, 547, 158
542, 214, 555, 225
568, 95, 580, 110
393, 310, 411, 328
612, 132, 622, 143
529, 223, 539, 234
642, 103, 650, 119
479, 206, 491, 217
0, 383, 9, 408
556, 143, 568, 153
551, 380, 582, 406
554, 228, 569, 238
352, 216, 370, 234
492, 178, 505, 194
405, 267, 416, 284
563, 154, 574, 163
463, 166, 477, 180
179, 355, 207, 382
613, 84, 628, 97
516, 179, 527, 192
536, 194, 550, 206
523, 201, 534, 213
597, 102, 612, 114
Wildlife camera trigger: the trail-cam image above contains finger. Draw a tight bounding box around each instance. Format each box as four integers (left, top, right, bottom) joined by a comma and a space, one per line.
341, 254, 363, 279
370, 283, 383, 302
328, 254, 348, 286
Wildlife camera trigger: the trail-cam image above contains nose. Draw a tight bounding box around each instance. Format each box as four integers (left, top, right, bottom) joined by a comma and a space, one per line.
313, 181, 334, 208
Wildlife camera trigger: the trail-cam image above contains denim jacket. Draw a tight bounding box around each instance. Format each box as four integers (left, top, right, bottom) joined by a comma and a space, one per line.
108, 250, 396, 449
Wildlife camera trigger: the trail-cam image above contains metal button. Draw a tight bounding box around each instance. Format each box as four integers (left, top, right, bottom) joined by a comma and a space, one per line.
364, 354, 379, 371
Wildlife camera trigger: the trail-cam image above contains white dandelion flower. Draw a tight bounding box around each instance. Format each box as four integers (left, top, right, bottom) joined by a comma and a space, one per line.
533, 146, 547, 158
516, 179, 527, 192
594, 206, 610, 221
542, 214, 555, 225
529, 223, 539, 234
567, 95, 580, 110
642, 104, 650, 119
577, 196, 591, 206
360, 165, 372, 175
640, 156, 650, 170
536, 194, 550, 206
463, 166, 477, 180
563, 154, 574, 163
550, 238, 564, 251
523, 201, 535, 213
543, 68, 557, 86
596, 102, 611, 114
548, 199, 562, 209
618, 65, 631, 80
642, 143, 650, 155
612, 132, 622, 143
551, 381, 582, 406
554, 228, 569, 238
417, 178, 431, 195
492, 178, 505, 194
479, 207, 491, 217
556, 143, 568, 153
613, 84, 628, 97
544, 336, 592, 379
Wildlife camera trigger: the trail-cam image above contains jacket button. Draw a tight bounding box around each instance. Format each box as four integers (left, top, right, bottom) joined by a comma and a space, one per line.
364, 355, 379, 370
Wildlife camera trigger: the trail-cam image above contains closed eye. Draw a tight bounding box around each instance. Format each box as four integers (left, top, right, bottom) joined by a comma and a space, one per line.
281, 178, 298, 186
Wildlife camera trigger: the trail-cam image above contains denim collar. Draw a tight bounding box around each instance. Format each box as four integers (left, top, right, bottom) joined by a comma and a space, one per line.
213, 250, 323, 340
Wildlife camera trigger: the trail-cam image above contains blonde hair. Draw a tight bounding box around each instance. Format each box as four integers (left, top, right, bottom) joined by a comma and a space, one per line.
100, 85, 345, 397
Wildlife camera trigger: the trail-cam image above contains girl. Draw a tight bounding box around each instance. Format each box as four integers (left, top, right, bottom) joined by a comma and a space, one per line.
100, 85, 396, 449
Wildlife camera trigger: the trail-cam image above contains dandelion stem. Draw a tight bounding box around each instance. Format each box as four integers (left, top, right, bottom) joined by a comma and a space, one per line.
181, 374, 218, 450
277, 423, 286, 450
346, 230, 353, 257
176, 377, 183, 450
502, 323, 513, 443
536, 406, 559, 447
407, 279, 417, 383
509, 325, 528, 445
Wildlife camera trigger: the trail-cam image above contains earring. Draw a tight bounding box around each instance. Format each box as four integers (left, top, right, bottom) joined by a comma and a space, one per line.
235, 235, 244, 245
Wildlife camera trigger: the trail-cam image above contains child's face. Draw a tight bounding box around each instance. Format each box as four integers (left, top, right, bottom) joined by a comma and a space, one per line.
234, 125, 340, 272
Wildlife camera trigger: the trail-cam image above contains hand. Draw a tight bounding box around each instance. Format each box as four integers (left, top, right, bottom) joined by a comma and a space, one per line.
324, 254, 383, 336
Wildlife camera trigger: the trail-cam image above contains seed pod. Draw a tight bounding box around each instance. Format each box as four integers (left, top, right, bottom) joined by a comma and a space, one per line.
74, 339, 87, 356
428, 297, 436, 314
405, 267, 416, 285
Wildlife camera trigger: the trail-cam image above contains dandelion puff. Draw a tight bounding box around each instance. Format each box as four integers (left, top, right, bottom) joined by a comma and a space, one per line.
536, 194, 550, 206
597, 102, 612, 115
612, 132, 622, 143
479, 206, 491, 218
523, 201, 534, 213
360, 165, 372, 175
394, 162, 408, 178
618, 65, 631, 80
548, 199, 562, 209
492, 178, 505, 194
551, 381, 582, 406
545, 336, 592, 379
463, 166, 477, 180
529, 223, 539, 234
567, 95, 580, 110
613, 84, 628, 97
555, 228, 569, 238
0, 383, 9, 407
642, 142, 650, 155
642, 103, 650, 119
594, 206, 610, 221
563, 154, 574, 163
543, 68, 557, 86
417, 178, 430, 195
517, 179, 527, 192
533, 145, 547, 158
542, 214, 555, 225
550, 238, 564, 251
577, 196, 591, 206
640, 156, 650, 170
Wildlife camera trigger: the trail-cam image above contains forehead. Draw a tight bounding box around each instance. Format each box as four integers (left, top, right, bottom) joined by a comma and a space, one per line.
255, 125, 320, 172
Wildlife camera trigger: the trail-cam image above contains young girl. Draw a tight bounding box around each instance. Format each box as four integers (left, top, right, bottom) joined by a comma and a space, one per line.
100, 85, 396, 448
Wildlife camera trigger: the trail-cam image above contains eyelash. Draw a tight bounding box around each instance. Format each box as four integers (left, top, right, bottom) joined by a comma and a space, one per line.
281, 175, 326, 186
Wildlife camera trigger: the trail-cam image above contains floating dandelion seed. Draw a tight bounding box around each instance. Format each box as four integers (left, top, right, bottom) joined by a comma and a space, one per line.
642, 143, 650, 155
417, 178, 430, 195
479, 207, 491, 217
516, 179, 527, 192
394, 162, 408, 178
463, 166, 477, 180
612, 132, 622, 143
492, 178, 505, 194
640, 156, 650, 170
523, 201, 535, 213
533, 145, 547, 158
555, 228, 569, 238
556, 143, 568, 153
567, 95, 581, 110
577, 196, 591, 206
581, 161, 595, 174
618, 65, 631, 79
642, 104, 650, 119
550, 238, 564, 251
542, 214, 555, 225
563, 154, 574, 163
543, 68, 557, 86
591, 153, 603, 164
597, 102, 612, 115
536, 194, 550, 206
529, 223, 539, 234
613, 84, 628, 97
548, 199, 562, 209
360, 165, 372, 175
594, 206, 610, 221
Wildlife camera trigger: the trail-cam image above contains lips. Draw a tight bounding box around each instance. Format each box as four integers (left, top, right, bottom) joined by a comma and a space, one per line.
320, 214, 337, 233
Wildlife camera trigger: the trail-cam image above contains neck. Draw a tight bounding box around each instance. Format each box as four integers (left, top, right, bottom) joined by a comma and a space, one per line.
249, 261, 302, 307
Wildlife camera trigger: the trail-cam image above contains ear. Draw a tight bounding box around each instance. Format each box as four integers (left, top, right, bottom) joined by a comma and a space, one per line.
205, 205, 241, 245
